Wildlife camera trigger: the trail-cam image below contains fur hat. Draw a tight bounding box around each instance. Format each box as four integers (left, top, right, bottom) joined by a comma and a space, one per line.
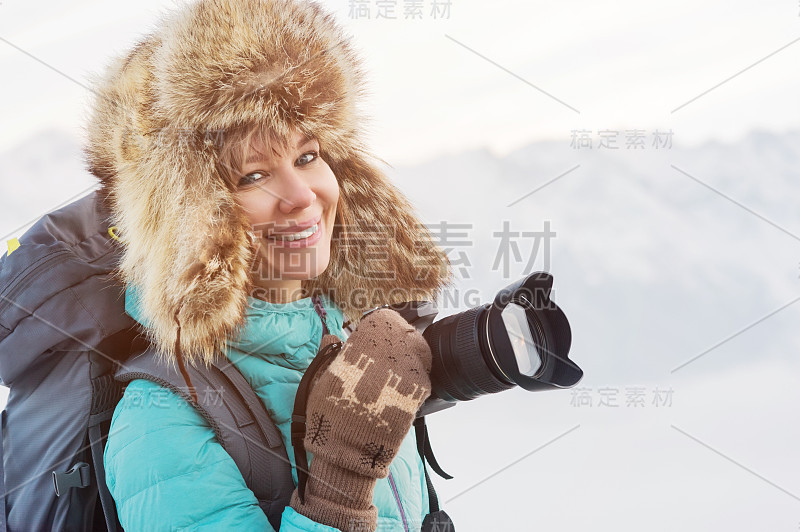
82, 0, 453, 367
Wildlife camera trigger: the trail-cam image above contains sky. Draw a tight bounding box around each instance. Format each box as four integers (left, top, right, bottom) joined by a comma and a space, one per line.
1, 0, 799, 163
1, 1, 799, 530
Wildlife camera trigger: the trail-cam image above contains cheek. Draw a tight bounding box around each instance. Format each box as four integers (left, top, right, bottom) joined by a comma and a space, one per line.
324, 168, 339, 207
317, 167, 340, 213
235, 192, 276, 229
327, 179, 340, 208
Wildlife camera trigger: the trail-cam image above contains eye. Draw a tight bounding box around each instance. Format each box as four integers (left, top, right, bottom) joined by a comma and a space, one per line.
237, 151, 319, 188
238, 171, 268, 188
297, 150, 319, 166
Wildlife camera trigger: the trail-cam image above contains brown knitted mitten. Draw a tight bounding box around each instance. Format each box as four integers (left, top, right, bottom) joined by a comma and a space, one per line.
290, 308, 433, 531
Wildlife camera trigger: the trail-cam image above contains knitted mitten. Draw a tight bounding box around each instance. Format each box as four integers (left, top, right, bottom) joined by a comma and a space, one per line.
290, 308, 433, 532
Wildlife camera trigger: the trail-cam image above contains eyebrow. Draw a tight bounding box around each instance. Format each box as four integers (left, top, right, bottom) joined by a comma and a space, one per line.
244, 136, 315, 166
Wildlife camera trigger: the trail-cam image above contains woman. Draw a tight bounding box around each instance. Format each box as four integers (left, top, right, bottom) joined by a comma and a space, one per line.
85, 0, 453, 530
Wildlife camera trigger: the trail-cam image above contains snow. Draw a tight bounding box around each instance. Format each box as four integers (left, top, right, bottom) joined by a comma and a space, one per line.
2, 127, 799, 530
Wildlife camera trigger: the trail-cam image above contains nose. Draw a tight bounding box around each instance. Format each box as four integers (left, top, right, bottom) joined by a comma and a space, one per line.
277, 169, 317, 215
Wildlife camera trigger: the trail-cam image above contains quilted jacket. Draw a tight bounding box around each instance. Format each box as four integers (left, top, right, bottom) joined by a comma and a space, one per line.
104, 284, 430, 531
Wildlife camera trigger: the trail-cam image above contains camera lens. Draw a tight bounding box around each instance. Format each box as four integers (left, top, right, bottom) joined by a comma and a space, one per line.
423, 304, 515, 403
417, 272, 581, 411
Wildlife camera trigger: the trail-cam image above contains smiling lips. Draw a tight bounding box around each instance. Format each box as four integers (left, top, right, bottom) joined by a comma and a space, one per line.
264, 215, 324, 248
266, 215, 321, 238
268, 223, 319, 241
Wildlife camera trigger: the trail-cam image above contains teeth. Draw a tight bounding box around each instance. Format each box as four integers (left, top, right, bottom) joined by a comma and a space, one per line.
269, 224, 319, 241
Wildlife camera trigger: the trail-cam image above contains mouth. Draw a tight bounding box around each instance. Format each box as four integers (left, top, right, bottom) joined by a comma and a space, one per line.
267, 215, 321, 237
266, 222, 322, 248
267, 223, 319, 242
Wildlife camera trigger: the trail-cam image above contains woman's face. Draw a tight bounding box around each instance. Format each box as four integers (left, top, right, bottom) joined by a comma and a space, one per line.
233, 129, 339, 300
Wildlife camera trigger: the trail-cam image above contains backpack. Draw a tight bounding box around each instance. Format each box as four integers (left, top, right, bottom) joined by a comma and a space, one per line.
0, 190, 303, 530
0, 190, 453, 531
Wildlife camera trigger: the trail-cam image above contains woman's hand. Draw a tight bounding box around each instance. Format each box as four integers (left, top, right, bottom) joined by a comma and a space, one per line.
290, 308, 432, 531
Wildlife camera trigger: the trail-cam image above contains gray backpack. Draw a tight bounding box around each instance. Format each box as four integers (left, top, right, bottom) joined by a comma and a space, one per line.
0, 191, 293, 531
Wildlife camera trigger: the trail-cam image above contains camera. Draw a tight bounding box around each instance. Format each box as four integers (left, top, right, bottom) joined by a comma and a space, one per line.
363, 272, 583, 416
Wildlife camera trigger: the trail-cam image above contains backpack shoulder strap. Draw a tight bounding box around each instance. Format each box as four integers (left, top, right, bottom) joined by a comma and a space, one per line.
114, 341, 294, 530
83, 325, 142, 532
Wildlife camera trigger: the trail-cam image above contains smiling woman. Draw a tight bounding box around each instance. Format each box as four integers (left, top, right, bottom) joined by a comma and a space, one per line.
216, 126, 340, 304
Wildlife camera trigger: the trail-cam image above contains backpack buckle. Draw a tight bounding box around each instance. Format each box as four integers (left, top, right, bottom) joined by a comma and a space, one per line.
53, 462, 91, 496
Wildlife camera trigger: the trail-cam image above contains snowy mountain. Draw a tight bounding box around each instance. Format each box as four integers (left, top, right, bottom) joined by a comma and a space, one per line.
1, 127, 798, 530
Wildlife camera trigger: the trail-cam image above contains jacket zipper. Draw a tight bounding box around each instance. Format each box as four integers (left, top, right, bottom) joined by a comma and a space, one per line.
0, 249, 71, 315
387, 470, 410, 532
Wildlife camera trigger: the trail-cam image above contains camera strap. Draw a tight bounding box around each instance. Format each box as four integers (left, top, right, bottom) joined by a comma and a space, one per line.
291, 336, 343, 504
413, 416, 453, 483
414, 416, 456, 530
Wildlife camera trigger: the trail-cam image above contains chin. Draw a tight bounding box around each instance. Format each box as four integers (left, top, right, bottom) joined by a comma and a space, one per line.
270, 252, 332, 281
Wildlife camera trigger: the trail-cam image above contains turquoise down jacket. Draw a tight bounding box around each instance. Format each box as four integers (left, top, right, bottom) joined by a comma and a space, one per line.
104, 285, 430, 531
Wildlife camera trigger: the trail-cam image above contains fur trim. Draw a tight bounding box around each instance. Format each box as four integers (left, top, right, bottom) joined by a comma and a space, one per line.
82, 0, 453, 367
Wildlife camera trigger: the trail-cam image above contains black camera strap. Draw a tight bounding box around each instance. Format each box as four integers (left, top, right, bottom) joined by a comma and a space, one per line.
291, 338, 342, 504
414, 416, 456, 530
414, 416, 453, 483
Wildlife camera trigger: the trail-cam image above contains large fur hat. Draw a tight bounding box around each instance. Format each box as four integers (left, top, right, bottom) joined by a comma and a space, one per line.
83, 0, 452, 367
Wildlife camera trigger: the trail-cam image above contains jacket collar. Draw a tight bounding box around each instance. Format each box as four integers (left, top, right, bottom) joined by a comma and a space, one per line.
126, 283, 344, 365
224, 293, 344, 364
